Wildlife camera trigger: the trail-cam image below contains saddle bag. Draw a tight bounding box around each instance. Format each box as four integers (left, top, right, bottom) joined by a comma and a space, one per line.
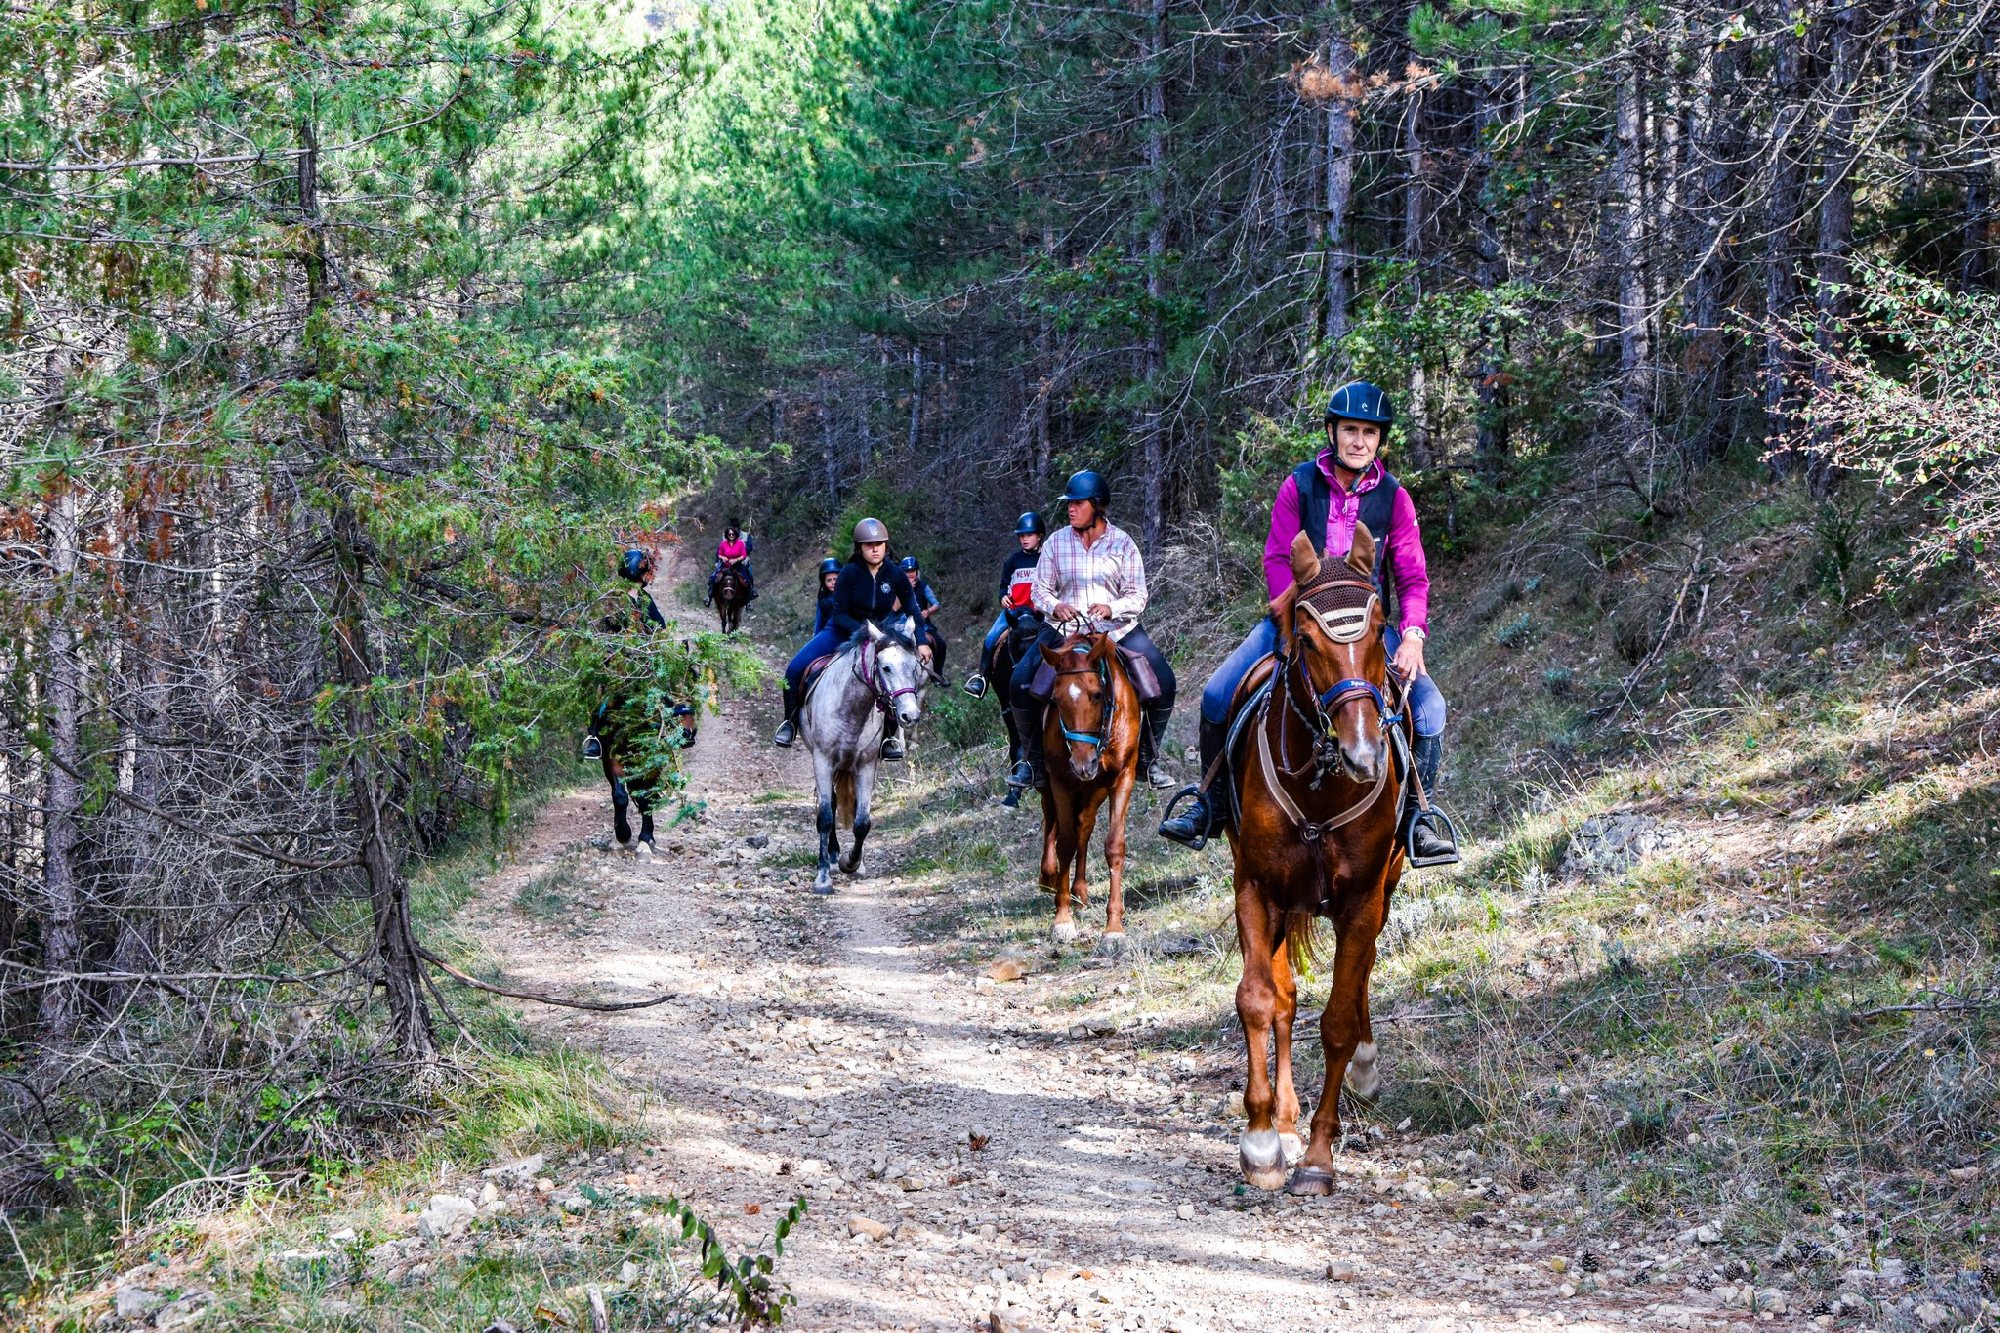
1115, 644, 1163, 703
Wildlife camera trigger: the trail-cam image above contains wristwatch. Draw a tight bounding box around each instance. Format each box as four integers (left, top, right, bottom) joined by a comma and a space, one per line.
1403, 626, 1427, 642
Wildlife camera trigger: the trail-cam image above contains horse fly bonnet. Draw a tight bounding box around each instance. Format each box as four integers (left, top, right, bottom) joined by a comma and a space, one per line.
1294, 575, 1378, 644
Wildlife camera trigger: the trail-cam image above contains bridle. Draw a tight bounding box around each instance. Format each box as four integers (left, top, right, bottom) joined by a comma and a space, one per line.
1258, 570, 1405, 841
853, 634, 923, 715
1048, 639, 1116, 752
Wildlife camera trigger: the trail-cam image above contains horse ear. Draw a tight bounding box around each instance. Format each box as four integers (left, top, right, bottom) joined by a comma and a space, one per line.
865, 621, 885, 642
1289, 530, 1320, 586
1346, 523, 1376, 579
1040, 641, 1067, 669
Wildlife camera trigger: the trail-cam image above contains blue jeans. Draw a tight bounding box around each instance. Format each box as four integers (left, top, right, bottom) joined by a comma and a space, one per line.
1199, 618, 1445, 738
786, 628, 844, 694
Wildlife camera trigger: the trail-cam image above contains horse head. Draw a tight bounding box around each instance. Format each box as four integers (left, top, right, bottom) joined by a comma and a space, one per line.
1272, 526, 1390, 787
1040, 631, 1115, 782
864, 620, 928, 729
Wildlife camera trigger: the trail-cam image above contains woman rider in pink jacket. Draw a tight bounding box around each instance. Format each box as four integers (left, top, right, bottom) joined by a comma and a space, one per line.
1157, 383, 1457, 865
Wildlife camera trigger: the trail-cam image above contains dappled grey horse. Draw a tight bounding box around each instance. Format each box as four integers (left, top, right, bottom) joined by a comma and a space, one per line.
799, 621, 929, 894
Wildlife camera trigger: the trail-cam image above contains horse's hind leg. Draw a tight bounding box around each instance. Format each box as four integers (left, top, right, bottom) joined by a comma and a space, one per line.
1271, 921, 1304, 1165
839, 765, 872, 876
1070, 787, 1105, 912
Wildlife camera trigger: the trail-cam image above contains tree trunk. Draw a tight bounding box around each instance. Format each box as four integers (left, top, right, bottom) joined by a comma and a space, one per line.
1402, 87, 1434, 469
1809, 0, 1861, 495
1761, 20, 1809, 473
1471, 72, 1509, 479
298, 110, 434, 1064
1684, 37, 1743, 462
1962, 11, 1997, 290
1139, 0, 1168, 556
1321, 31, 1358, 349
1613, 19, 1654, 445
37, 479, 84, 1045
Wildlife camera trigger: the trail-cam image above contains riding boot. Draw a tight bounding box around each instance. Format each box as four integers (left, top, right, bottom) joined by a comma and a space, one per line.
1144, 700, 1168, 784
1009, 703, 1045, 789
773, 684, 800, 748
1405, 734, 1461, 866
1158, 717, 1227, 847
881, 715, 905, 761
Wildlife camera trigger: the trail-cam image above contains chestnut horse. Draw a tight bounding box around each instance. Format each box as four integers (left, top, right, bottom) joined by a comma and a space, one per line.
1036, 630, 1142, 950
1228, 526, 1409, 1195
713, 564, 750, 634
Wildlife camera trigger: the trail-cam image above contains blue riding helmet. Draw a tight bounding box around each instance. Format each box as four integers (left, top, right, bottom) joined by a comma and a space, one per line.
819, 557, 842, 576
1059, 470, 1111, 508
1015, 511, 1046, 536
1324, 381, 1394, 427
618, 548, 649, 582
899, 556, 921, 573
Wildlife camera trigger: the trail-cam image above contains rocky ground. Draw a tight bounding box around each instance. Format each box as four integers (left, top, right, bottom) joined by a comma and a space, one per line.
438, 600, 1867, 1333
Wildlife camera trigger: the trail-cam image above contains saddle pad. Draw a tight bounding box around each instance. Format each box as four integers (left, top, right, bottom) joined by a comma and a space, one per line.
1115, 644, 1163, 703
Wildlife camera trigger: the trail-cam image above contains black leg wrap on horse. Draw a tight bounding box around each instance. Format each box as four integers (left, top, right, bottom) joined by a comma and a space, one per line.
1158, 716, 1228, 848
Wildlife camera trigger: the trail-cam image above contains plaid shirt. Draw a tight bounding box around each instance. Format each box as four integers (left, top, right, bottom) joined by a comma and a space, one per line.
1031, 520, 1148, 641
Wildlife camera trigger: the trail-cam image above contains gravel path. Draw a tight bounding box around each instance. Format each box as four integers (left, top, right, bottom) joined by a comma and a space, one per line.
456, 578, 1764, 1333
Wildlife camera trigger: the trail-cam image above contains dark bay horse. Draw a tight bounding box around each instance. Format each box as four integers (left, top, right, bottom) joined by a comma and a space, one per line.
713, 564, 750, 634
1036, 630, 1142, 950
991, 616, 1032, 807
595, 588, 697, 859
1227, 527, 1408, 1195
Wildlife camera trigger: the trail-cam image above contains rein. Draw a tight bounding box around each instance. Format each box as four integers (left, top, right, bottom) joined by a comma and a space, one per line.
853, 637, 921, 715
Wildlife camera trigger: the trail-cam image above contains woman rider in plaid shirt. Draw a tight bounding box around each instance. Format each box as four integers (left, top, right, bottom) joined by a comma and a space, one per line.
1007, 470, 1178, 792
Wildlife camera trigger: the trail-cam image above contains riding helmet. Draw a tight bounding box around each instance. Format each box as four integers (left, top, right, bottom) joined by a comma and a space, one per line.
1324, 381, 1394, 428
1059, 470, 1111, 509
852, 516, 890, 544
1015, 511, 1046, 536
818, 557, 842, 576
618, 548, 649, 582
899, 556, 921, 572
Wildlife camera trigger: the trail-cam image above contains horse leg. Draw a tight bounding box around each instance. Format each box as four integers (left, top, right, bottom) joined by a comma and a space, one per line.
1271, 929, 1303, 1165
812, 755, 838, 895
1000, 711, 1022, 808
1344, 876, 1398, 1102
608, 768, 632, 849
1292, 893, 1387, 1193
1234, 881, 1288, 1190
634, 794, 656, 862
1046, 787, 1079, 944
1098, 771, 1135, 953
840, 763, 874, 875
1070, 788, 1103, 912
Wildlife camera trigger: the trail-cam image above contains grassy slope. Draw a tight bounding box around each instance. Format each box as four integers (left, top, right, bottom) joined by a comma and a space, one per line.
856, 465, 1996, 1321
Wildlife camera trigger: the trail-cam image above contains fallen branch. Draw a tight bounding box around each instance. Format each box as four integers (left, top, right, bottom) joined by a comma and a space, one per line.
418, 948, 673, 1012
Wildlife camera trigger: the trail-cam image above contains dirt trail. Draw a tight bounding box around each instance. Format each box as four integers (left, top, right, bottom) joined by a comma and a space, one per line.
457, 576, 1730, 1333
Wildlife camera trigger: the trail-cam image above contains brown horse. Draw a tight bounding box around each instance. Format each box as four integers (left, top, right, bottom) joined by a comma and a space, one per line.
714, 564, 749, 634
1227, 526, 1409, 1195
1036, 630, 1143, 950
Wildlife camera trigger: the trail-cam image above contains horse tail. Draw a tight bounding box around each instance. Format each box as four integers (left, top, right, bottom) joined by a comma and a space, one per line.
835, 769, 856, 828
1285, 909, 1321, 979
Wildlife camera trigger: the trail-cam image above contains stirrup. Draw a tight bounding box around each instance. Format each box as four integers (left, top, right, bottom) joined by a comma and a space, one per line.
1404, 807, 1462, 868
962, 673, 988, 699
581, 735, 602, 760
773, 721, 796, 749
1157, 786, 1212, 851
881, 735, 905, 760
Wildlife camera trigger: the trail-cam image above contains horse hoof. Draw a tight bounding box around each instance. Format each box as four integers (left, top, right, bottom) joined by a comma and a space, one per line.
1342, 1041, 1382, 1103
1051, 921, 1079, 945
1280, 1133, 1305, 1166
633, 842, 654, 862
811, 878, 835, 896
1096, 932, 1126, 958
1239, 1130, 1286, 1192
1283, 1165, 1336, 1197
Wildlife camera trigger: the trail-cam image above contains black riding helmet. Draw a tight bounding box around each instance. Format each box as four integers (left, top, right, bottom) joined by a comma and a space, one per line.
1324, 381, 1394, 427
1059, 470, 1111, 509
1015, 511, 1046, 537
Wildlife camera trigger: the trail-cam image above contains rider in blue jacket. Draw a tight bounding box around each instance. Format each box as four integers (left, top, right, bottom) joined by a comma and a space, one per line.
775, 518, 932, 758
964, 511, 1045, 699
813, 557, 842, 632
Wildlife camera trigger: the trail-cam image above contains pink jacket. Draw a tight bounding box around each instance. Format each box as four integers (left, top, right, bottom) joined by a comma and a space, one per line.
716, 538, 749, 561
1262, 455, 1430, 632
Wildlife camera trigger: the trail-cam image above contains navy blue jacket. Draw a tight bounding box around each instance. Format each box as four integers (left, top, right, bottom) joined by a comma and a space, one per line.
831, 558, 927, 644
813, 590, 839, 634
